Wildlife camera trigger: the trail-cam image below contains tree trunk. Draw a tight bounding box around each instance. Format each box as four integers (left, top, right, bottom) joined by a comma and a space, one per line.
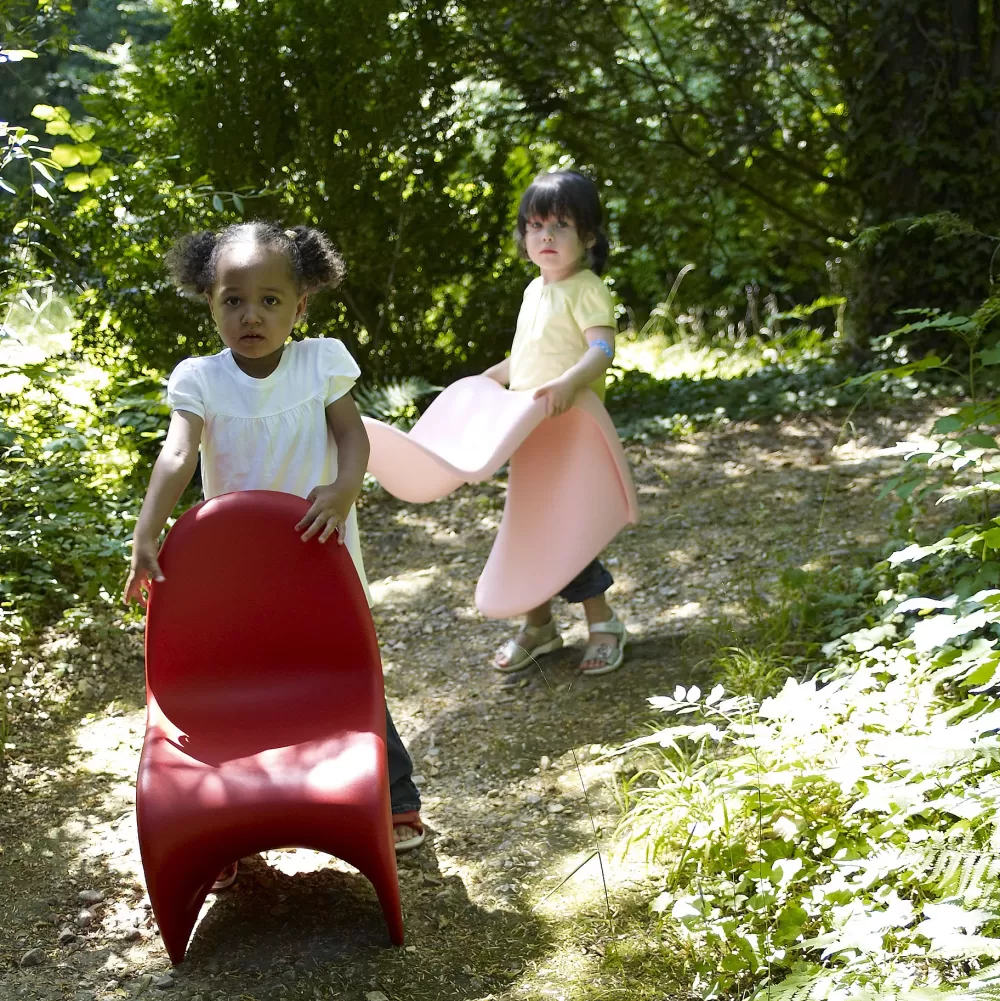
842, 0, 1000, 348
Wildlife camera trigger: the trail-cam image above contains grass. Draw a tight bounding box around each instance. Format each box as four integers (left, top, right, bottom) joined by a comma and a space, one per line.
609, 328, 968, 441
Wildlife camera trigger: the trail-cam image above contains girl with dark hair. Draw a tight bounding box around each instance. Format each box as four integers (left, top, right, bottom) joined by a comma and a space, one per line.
483, 171, 628, 676
124, 222, 424, 887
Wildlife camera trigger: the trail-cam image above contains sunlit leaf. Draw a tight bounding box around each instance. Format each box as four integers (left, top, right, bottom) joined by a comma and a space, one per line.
75, 143, 102, 166
62, 173, 90, 192
88, 166, 113, 188
50, 144, 81, 168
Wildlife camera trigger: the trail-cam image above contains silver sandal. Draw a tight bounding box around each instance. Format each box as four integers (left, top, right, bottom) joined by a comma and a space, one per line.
493, 619, 563, 673
579, 611, 627, 676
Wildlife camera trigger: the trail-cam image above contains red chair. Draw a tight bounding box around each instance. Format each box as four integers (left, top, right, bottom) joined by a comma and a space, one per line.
135, 490, 403, 964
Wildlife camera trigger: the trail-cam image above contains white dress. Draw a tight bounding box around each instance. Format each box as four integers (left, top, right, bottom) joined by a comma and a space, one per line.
166, 337, 370, 601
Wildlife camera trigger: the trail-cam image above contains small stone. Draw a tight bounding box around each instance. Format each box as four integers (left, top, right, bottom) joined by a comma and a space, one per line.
547, 802, 565, 814
152, 973, 175, 989
122, 929, 143, 942
524, 793, 541, 805
20, 947, 46, 968
539, 755, 550, 771
78, 889, 104, 905
76, 908, 96, 927
365, 993, 389, 1001
58, 927, 77, 946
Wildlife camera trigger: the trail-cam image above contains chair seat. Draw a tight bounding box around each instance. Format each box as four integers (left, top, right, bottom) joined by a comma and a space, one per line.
139, 723, 387, 860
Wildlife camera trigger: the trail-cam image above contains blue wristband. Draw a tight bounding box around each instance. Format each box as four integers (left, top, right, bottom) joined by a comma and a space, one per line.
591, 339, 614, 359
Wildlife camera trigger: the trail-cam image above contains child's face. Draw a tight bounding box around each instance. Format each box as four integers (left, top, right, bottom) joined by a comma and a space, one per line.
206, 242, 307, 366
524, 215, 594, 280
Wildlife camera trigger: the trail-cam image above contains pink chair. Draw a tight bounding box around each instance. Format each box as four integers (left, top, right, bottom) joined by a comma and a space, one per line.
135, 491, 403, 965
363, 376, 638, 618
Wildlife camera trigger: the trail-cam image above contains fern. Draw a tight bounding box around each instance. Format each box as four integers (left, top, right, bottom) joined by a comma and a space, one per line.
761, 974, 1000, 1000
911, 838, 1000, 906
353, 376, 439, 428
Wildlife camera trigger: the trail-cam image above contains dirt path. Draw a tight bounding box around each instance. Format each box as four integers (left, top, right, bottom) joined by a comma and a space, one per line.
0, 409, 924, 1001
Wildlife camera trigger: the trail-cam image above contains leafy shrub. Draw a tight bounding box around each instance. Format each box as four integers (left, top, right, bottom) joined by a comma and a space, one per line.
610, 287, 1000, 999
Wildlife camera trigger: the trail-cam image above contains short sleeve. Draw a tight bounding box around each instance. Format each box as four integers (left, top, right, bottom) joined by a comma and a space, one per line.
166, 358, 206, 418
317, 337, 362, 405
571, 278, 615, 331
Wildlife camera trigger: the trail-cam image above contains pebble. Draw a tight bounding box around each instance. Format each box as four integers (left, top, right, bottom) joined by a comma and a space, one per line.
76, 908, 96, 927
19, 947, 46, 968
78, 889, 104, 905
539, 755, 551, 771
152, 973, 175, 989
547, 802, 565, 814
524, 793, 541, 804
57, 927, 77, 946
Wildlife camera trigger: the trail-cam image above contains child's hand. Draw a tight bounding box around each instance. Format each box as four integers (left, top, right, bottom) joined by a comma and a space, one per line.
297, 483, 354, 544
123, 539, 165, 609
533, 376, 577, 418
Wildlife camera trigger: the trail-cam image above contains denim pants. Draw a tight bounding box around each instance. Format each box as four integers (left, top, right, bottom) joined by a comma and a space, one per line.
558, 558, 614, 604
385, 705, 421, 815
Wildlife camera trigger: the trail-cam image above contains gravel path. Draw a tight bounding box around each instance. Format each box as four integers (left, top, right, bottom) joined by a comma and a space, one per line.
0, 410, 919, 1001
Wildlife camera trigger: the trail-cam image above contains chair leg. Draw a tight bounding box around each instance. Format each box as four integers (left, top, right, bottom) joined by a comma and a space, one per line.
143, 855, 219, 965
364, 854, 405, 946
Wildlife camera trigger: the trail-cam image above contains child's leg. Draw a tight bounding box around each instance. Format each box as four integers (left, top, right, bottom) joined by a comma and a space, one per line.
493, 600, 563, 670
559, 560, 627, 674
385, 704, 424, 850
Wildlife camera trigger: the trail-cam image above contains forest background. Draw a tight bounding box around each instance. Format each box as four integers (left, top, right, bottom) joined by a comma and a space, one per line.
6, 2, 1000, 1000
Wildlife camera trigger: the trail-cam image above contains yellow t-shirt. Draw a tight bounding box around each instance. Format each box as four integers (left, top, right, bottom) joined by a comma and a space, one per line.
508, 269, 615, 401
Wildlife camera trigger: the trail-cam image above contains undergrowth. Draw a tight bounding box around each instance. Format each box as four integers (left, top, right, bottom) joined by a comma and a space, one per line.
609, 302, 973, 441
609, 292, 1000, 998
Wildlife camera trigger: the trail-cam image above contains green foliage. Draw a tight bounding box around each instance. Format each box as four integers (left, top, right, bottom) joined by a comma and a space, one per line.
353, 376, 440, 429
610, 338, 961, 444
614, 588, 1000, 998
1, 46, 135, 646
0, 297, 157, 633
62, 0, 527, 383
612, 288, 1000, 1000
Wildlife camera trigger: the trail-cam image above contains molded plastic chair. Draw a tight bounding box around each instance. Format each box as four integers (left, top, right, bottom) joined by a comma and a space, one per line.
363, 376, 638, 618
135, 491, 403, 965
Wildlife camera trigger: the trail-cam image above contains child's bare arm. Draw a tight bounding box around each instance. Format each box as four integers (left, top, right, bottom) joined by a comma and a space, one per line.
533, 326, 616, 416
297, 394, 370, 544
483, 356, 510, 385
123, 410, 204, 606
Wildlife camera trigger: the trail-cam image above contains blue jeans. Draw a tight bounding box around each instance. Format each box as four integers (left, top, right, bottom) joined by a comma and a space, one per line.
386, 706, 421, 815
558, 559, 614, 604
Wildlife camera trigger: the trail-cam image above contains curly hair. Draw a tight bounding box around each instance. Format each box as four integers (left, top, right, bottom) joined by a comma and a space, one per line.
165, 222, 346, 296
514, 170, 610, 276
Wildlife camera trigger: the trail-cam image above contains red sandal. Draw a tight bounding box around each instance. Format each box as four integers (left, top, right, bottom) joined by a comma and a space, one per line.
392, 811, 426, 853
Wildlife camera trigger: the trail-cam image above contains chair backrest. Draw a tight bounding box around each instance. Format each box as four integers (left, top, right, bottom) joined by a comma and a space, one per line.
144, 491, 383, 738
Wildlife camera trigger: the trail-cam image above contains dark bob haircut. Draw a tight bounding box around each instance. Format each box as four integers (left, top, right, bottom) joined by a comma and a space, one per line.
514, 170, 610, 275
